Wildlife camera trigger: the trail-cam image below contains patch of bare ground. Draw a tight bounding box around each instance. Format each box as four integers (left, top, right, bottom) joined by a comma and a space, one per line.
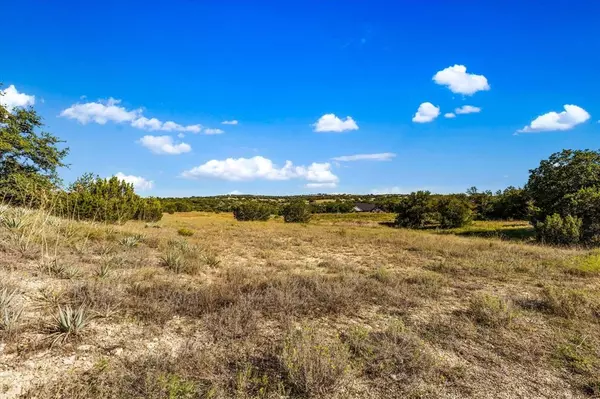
1, 210, 599, 398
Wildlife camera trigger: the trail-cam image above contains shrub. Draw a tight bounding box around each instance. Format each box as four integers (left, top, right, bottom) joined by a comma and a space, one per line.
233, 202, 272, 221
344, 320, 435, 381
467, 293, 514, 328
437, 196, 473, 228
282, 200, 311, 223
177, 228, 194, 237
395, 191, 437, 228
60, 174, 162, 223
535, 214, 582, 246
280, 326, 350, 396
540, 286, 598, 320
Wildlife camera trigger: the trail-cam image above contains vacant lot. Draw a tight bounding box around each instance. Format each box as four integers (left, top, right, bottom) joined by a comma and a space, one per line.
1, 209, 599, 398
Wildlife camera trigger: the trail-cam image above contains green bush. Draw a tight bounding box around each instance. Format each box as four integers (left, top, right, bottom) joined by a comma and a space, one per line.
233, 202, 272, 221
177, 228, 194, 237
437, 196, 473, 228
60, 174, 162, 223
395, 191, 437, 228
535, 213, 582, 245
282, 200, 311, 223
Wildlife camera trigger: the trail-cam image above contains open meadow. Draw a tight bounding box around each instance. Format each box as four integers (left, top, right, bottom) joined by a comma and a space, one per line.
1, 208, 599, 398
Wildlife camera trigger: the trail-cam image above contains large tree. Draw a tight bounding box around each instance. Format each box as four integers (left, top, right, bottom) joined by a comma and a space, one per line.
526, 149, 600, 220
527, 149, 600, 242
0, 86, 68, 202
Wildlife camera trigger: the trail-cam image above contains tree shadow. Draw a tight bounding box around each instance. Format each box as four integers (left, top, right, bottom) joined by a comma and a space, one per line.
453, 227, 535, 241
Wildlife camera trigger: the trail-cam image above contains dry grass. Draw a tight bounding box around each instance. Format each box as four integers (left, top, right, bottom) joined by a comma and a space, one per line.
1, 209, 599, 398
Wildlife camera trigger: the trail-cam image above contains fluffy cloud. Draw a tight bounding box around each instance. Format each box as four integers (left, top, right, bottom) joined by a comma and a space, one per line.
444, 113, 456, 118
412, 102, 440, 123
313, 114, 359, 133
138, 135, 192, 155
60, 98, 141, 124
518, 105, 590, 133
0, 85, 35, 112
181, 156, 339, 185
114, 172, 154, 191
204, 128, 224, 135
332, 153, 396, 162
61, 98, 204, 133
222, 120, 238, 125
455, 105, 481, 114
433, 65, 490, 95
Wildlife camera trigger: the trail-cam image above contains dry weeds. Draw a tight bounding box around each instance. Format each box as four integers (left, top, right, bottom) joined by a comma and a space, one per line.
0, 209, 598, 398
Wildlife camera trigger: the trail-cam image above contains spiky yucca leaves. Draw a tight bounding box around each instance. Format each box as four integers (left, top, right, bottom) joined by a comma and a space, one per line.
119, 234, 145, 248
0, 287, 23, 333
49, 305, 91, 346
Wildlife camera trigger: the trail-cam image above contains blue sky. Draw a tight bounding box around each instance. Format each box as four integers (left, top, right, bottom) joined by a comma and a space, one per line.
2, 1, 599, 196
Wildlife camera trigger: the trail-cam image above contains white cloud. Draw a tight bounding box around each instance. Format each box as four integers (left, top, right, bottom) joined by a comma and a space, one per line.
114, 172, 154, 191
518, 105, 590, 133
204, 128, 224, 135
412, 102, 440, 123
228, 190, 243, 195
433, 65, 490, 95
138, 135, 192, 155
60, 98, 141, 124
313, 114, 359, 133
181, 156, 339, 185
0, 85, 35, 112
332, 153, 396, 162
222, 120, 239, 125
61, 98, 203, 133
444, 113, 456, 118
455, 105, 481, 114
305, 182, 337, 188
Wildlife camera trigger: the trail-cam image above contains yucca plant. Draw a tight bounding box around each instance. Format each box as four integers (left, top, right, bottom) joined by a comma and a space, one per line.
1, 215, 25, 230
0, 287, 23, 333
160, 250, 184, 273
119, 234, 145, 248
96, 262, 112, 279
0, 287, 18, 309
43, 259, 81, 279
49, 305, 91, 346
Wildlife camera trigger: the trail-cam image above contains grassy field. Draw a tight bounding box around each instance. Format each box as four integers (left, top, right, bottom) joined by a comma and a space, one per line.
1, 209, 599, 398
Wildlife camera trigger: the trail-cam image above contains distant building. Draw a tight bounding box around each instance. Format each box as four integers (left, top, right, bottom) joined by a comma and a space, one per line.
353, 202, 383, 213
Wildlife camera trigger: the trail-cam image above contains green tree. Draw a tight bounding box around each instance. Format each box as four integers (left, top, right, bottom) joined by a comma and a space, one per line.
233, 202, 272, 221
395, 191, 436, 228
0, 86, 69, 204
438, 196, 473, 228
527, 149, 600, 243
282, 200, 312, 223
535, 214, 582, 246
63, 175, 162, 223
526, 149, 600, 221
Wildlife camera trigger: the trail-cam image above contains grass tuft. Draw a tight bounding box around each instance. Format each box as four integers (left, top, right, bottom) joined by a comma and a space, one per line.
467, 293, 515, 328
280, 326, 350, 396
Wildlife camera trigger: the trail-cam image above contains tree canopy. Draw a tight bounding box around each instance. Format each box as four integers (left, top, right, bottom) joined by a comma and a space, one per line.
0, 86, 68, 202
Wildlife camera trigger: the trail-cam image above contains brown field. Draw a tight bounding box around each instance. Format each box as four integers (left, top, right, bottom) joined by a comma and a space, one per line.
1, 208, 599, 398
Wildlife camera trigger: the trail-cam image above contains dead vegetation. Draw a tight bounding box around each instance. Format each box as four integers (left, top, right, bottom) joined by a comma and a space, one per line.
1, 209, 599, 398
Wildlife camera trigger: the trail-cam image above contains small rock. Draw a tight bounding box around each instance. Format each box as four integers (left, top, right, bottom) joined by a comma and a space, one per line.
111, 347, 123, 356
63, 355, 76, 365
77, 344, 93, 351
